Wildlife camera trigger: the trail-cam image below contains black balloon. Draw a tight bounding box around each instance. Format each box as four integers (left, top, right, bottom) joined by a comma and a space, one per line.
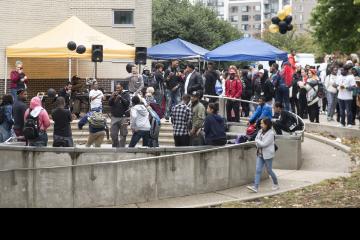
280, 28, 288, 35
76, 45, 87, 54
279, 21, 288, 31
285, 15, 293, 24
271, 17, 281, 25
67, 41, 77, 51
288, 24, 294, 31
126, 63, 135, 73
47, 88, 57, 98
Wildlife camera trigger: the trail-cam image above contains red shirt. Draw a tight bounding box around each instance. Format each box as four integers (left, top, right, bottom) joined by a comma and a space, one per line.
225, 79, 243, 99
289, 55, 296, 71
282, 64, 294, 88
10, 71, 29, 89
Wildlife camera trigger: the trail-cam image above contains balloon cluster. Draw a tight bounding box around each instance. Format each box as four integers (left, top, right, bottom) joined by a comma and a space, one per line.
269, 5, 293, 34
67, 41, 86, 54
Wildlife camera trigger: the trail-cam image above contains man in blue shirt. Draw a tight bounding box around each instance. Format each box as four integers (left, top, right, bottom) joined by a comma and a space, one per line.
249, 96, 273, 126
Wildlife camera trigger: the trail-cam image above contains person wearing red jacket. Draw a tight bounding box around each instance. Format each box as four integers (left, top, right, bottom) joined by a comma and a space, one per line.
225, 67, 243, 122
288, 50, 297, 72
10, 61, 29, 101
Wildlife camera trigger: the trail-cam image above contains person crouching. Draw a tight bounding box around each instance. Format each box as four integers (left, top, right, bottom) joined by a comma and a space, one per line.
78, 109, 107, 148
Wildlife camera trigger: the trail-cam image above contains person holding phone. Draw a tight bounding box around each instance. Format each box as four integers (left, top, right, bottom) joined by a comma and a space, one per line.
10, 61, 29, 101
89, 82, 105, 113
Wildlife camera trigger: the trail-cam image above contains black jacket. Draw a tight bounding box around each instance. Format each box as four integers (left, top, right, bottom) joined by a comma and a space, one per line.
204, 70, 219, 96
204, 114, 227, 144
59, 88, 71, 108
154, 71, 165, 91
185, 71, 203, 94
165, 67, 181, 91
109, 91, 131, 118
13, 99, 27, 131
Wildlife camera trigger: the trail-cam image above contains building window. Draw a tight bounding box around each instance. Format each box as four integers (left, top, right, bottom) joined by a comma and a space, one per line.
113, 10, 134, 26
254, 14, 261, 21
242, 6, 249, 12
242, 15, 249, 21
255, 5, 261, 12
231, 6, 239, 13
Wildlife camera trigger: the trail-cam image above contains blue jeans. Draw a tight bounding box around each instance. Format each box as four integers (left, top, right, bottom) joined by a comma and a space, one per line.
276, 85, 290, 111
165, 89, 181, 119
254, 157, 278, 189
129, 130, 150, 148
11, 89, 18, 102
29, 131, 48, 147
91, 106, 103, 113
338, 99, 353, 126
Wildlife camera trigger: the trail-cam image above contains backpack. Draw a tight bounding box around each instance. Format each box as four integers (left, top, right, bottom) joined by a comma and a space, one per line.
23, 113, 40, 140
215, 80, 223, 96
88, 112, 106, 129
317, 82, 325, 99
0, 106, 5, 125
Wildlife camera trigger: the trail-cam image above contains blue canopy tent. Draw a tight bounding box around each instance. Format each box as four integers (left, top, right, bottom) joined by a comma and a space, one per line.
205, 38, 288, 62
148, 38, 209, 60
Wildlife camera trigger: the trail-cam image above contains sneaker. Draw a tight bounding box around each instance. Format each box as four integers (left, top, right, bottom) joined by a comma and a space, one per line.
347, 125, 353, 129
272, 185, 280, 191
337, 124, 345, 128
247, 186, 258, 193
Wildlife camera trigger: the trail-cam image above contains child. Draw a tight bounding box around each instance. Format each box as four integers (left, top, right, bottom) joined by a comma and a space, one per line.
247, 118, 279, 193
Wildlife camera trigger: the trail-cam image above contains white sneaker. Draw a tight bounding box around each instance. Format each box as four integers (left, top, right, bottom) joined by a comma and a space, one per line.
272, 185, 280, 191
347, 125, 353, 129
247, 186, 258, 193
337, 124, 345, 128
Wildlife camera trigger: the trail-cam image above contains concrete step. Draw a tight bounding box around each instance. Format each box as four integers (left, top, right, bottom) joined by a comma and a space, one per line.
47, 132, 175, 138
48, 137, 175, 146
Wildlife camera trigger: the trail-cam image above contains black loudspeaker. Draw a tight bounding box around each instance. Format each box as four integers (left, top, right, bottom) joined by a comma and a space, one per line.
92, 45, 103, 62
135, 47, 147, 65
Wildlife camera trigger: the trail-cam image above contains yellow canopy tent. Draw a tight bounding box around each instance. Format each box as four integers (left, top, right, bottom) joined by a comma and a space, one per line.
4, 16, 135, 92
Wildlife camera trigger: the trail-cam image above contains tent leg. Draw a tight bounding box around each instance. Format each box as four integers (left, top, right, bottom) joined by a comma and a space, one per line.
76, 59, 79, 76
4, 54, 8, 94
68, 58, 72, 82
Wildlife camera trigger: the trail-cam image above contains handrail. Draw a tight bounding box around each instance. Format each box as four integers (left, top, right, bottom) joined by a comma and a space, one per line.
203, 94, 306, 135
0, 142, 255, 173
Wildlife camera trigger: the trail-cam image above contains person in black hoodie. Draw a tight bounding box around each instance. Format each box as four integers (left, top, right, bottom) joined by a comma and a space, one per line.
241, 70, 253, 117
204, 103, 227, 146
273, 102, 304, 135
13, 89, 28, 138
253, 69, 275, 104
109, 84, 130, 148
204, 63, 220, 101
290, 66, 302, 115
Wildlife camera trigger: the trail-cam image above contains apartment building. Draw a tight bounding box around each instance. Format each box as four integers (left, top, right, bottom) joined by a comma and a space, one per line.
0, 0, 152, 96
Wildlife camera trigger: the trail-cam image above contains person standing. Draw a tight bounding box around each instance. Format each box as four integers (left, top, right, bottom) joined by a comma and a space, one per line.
70, 75, 84, 119
204, 63, 220, 99
109, 84, 130, 148
58, 82, 72, 110
290, 65, 302, 115
129, 96, 151, 148
79, 109, 108, 148
336, 66, 357, 128
13, 89, 28, 139
24, 97, 51, 147
225, 67, 243, 122
171, 95, 192, 147
0, 95, 14, 143
190, 91, 206, 146
127, 66, 144, 96
247, 118, 279, 193
325, 66, 339, 121
204, 103, 227, 146
52, 97, 74, 147
297, 69, 309, 119
305, 69, 321, 123
184, 63, 203, 95
164, 60, 182, 121
10, 61, 29, 101
154, 63, 165, 107
89, 82, 105, 112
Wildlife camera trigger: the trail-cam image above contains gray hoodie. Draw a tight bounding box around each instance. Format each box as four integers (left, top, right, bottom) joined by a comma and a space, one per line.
130, 104, 151, 131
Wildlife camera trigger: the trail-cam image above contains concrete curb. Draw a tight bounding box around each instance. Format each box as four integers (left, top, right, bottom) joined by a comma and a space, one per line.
304, 133, 351, 154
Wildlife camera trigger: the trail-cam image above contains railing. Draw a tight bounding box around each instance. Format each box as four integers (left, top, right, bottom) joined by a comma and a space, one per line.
203, 94, 306, 137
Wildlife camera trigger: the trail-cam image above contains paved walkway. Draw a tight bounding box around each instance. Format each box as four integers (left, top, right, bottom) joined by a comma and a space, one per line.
115, 137, 352, 208
304, 114, 360, 129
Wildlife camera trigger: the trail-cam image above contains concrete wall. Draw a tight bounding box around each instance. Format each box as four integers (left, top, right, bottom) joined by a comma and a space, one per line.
0, 144, 262, 208
306, 123, 360, 139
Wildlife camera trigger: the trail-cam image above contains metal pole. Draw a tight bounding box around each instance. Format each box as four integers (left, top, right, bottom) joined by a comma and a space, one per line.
4, 54, 8, 94
95, 62, 98, 79
68, 58, 72, 82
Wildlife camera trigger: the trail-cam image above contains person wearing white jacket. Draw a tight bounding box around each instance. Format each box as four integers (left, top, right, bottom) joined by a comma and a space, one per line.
247, 118, 279, 193
129, 96, 151, 148
325, 67, 339, 121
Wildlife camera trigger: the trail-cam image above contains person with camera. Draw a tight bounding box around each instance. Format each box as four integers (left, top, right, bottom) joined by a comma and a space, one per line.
10, 61, 29, 102
109, 84, 131, 148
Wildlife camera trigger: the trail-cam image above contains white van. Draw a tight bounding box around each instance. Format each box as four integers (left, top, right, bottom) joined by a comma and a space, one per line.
296, 54, 316, 67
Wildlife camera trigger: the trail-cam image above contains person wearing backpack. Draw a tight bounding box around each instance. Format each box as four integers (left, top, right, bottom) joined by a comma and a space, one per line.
0, 95, 15, 143
79, 109, 108, 148
23, 97, 51, 147
13, 89, 28, 139
52, 97, 73, 147
129, 96, 151, 148
247, 118, 279, 193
